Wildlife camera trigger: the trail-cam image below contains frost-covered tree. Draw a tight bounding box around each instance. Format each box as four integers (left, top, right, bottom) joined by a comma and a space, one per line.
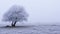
2, 5, 28, 27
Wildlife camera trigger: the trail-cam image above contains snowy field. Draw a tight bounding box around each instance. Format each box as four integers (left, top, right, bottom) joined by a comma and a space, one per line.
0, 24, 60, 34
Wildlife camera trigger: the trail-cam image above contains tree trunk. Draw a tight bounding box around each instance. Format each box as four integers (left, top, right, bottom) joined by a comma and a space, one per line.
11, 21, 17, 27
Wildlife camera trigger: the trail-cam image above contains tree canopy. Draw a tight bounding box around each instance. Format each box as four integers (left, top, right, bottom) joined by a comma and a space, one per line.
3, 5, 28, 23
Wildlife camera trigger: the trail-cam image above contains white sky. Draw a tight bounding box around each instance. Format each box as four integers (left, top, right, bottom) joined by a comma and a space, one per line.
0, 0, 60, 24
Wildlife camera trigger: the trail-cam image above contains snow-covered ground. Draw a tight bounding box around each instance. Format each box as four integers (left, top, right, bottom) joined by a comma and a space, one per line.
0, 24, 60, 34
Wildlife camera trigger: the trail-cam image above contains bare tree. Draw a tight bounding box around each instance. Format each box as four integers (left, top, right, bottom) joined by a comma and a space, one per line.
2, 5, 28, 27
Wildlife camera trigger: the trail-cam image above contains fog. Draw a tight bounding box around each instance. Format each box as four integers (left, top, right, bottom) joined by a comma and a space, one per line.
0, 0, 60, 25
